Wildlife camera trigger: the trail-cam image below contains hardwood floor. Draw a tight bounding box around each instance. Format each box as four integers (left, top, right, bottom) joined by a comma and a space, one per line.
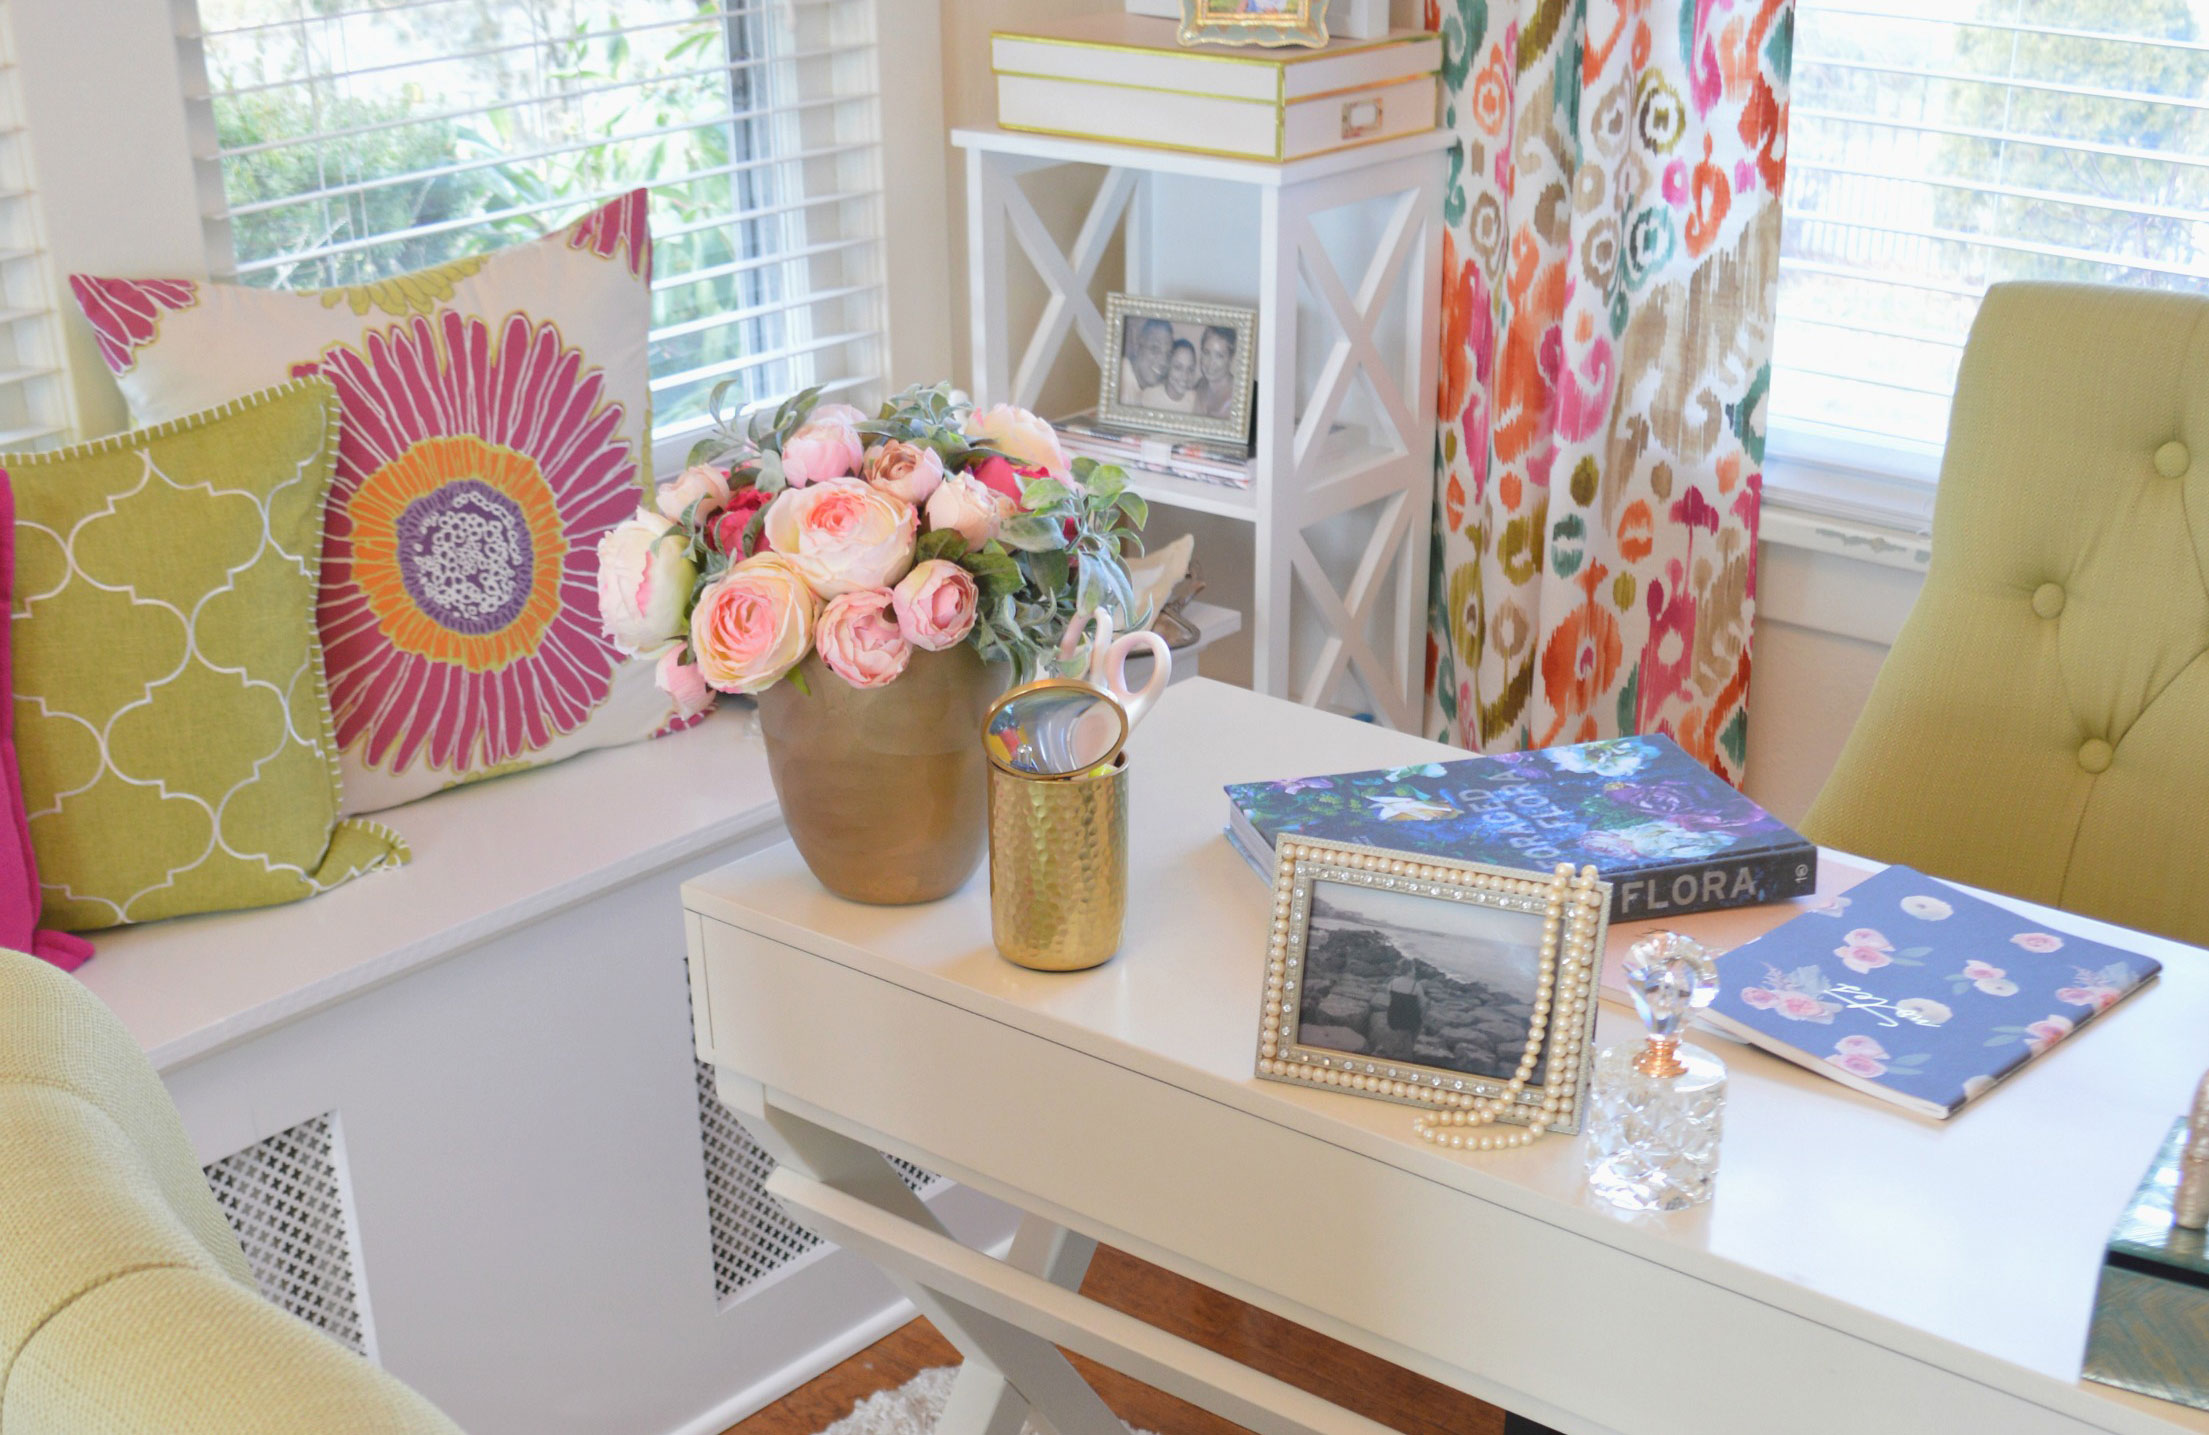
723, 1244, 1508, 1435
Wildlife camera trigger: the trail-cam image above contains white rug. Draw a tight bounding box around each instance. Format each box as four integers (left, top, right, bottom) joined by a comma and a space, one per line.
818, 1367, 1154, 1435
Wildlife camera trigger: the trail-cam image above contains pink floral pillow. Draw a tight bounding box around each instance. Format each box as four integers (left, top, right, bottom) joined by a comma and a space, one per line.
71, 192, 688, 813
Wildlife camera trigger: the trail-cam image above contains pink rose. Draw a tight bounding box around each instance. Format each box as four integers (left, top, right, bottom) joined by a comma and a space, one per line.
655, 462, 732, 521
761, 479, 916, 597
2011, 932, 2065, 954
970, 454, 1035, 506
1776, 992, 1835, 1021
710, 486, 771, 556
1961, 960, 2004, 981
1843, 928, 1892, 952
1835, 943, 1892, 974
865, 440, 946, 506
965, 403, 1069, 479
1740, 986, 1777, 1010
891, 559, 979, 651
1807, 894, 1852, 916
688, 554, 820, 694
1827, 1052, 1889, 1079
1834, 1034, 1889, 1059
1975, 977, 2019, 997
2024, 1015, 2074, 1054
2057, 985, 2119, 1012
780, 403, 868, 486
654, 644, 714, 721
815, 588, 911, 689
926, 471, 1013, 549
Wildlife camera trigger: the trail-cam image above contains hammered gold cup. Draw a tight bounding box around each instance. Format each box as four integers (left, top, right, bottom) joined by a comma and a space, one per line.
985, 752, 1129, 971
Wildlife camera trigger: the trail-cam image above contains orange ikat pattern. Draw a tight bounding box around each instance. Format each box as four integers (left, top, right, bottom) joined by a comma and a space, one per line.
1424, 0, 1791, 784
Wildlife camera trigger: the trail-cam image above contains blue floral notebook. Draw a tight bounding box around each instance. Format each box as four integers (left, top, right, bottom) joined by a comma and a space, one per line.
1702, 865, 2161, 1118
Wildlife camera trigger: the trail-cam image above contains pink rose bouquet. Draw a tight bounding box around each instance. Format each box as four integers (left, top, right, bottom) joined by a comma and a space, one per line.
596, 383, 1148, 697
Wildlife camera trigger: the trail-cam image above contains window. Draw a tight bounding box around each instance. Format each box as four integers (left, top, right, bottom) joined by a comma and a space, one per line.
1773, 0, 2209, 508
0, 0, 77, 450
184, 0, 886, 457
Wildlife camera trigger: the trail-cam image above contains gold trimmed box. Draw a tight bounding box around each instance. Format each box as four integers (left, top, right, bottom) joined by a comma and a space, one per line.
991, 14, 1440, 164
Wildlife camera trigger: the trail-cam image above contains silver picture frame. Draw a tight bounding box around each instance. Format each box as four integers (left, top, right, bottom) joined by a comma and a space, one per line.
1098, 292, 1257, 449
1253, 836, 1610, 1135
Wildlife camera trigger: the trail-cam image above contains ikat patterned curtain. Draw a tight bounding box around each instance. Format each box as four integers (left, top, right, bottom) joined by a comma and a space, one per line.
1423, 0, 1793, 784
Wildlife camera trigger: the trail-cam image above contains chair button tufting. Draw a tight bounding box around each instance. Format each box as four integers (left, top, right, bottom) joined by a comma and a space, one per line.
2156, 440, 2190, 478
2079, 738, 2114, 774
2032, 582, 2066, 618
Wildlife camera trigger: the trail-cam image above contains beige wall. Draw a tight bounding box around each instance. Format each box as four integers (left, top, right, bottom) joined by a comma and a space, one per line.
1742, 611, 1896, 826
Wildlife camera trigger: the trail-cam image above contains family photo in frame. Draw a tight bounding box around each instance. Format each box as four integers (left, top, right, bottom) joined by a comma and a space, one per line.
1099, 293, 1257, 448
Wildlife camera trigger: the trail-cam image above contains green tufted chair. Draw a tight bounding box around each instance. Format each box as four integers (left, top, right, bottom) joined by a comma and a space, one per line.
0, 948, 464, 1433
1803, 281, 2209, 947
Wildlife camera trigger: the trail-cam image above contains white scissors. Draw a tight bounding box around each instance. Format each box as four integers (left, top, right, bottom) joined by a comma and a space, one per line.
1055, 608, 1171, 731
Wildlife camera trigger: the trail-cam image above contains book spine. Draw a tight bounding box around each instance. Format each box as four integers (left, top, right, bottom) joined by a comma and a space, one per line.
1606, 841, 1819, 923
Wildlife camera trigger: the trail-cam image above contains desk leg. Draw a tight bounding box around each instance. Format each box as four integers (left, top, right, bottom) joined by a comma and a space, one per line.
717, 1074, 1126, 1435
936, 1215, 1101, 1435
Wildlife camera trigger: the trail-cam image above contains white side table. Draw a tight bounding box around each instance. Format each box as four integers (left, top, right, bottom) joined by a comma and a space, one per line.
953, 126, 1449, 731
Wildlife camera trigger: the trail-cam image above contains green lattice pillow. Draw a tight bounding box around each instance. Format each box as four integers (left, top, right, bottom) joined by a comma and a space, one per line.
3, 377, 407, 931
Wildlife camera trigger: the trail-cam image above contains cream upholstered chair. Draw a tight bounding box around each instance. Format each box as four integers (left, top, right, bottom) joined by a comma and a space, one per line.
0, 948, 462, 1433
1803, 281, 2209, 946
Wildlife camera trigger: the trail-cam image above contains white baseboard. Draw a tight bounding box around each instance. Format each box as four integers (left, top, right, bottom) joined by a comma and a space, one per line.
666, 1293, 922, 1435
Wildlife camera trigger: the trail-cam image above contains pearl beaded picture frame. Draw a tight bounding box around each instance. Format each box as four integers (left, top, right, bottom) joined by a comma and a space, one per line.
1254, 837, 1610, 1138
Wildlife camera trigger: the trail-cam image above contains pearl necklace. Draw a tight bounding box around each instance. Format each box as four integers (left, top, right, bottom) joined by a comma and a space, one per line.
1257, 845, 1603, 1154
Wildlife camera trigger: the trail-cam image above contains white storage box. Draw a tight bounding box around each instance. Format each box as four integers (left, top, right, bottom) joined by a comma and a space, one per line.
992, 14, 1440, 164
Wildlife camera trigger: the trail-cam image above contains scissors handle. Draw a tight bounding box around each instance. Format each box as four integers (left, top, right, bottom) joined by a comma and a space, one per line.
1057, 609, 1113, 668
1096, 630, 1171, 730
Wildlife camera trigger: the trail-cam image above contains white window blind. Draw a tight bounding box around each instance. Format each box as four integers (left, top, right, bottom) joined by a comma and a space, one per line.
182, 0, 887, 451
1776, 0, 2209, 465
0, 0, 78, 450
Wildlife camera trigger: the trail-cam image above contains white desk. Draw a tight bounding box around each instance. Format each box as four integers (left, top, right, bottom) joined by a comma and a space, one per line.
684, 679, 2209, 1435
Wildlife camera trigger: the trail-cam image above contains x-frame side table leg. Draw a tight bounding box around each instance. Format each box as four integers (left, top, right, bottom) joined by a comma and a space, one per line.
716, 1072, 1124, 1435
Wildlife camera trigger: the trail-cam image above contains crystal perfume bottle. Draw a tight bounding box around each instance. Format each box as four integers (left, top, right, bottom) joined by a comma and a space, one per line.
1586, 931, 1725, 1212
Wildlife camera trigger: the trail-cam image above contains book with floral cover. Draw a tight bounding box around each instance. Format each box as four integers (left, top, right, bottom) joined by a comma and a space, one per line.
1224, 734, 1815, 923
1700, 864, 2161, 1119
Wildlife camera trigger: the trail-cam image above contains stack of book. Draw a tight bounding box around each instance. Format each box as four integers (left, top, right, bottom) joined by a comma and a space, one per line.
992, 15, 1441, 164
1057, 411, 1254, 492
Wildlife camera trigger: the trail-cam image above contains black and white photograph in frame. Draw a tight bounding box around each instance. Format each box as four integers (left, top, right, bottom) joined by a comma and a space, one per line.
1299, 879, 1549, 1086
1098, 293, 1256, 448
1253, 837, 1609, 1134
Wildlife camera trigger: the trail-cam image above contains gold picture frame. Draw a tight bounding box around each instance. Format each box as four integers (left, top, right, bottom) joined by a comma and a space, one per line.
1253, 836, 1609, 1135
1179, 0, 1328, 50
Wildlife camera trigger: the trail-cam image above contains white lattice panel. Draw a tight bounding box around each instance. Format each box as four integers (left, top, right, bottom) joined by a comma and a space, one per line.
203, 1113, 369, 1356
692, 1058, 942, 1303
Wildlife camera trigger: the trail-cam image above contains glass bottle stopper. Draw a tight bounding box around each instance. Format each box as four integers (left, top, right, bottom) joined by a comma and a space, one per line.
1623, 931, 1718, 1079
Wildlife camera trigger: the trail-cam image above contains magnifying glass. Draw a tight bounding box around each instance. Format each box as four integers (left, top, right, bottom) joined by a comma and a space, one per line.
982, 678, 1129, 779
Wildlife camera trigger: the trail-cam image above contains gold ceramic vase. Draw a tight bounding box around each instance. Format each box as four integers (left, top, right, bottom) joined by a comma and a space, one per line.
755, 645, 1007, 905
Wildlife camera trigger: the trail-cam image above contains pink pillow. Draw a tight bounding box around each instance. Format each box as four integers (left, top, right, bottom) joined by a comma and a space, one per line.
0, 476, 93, 971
